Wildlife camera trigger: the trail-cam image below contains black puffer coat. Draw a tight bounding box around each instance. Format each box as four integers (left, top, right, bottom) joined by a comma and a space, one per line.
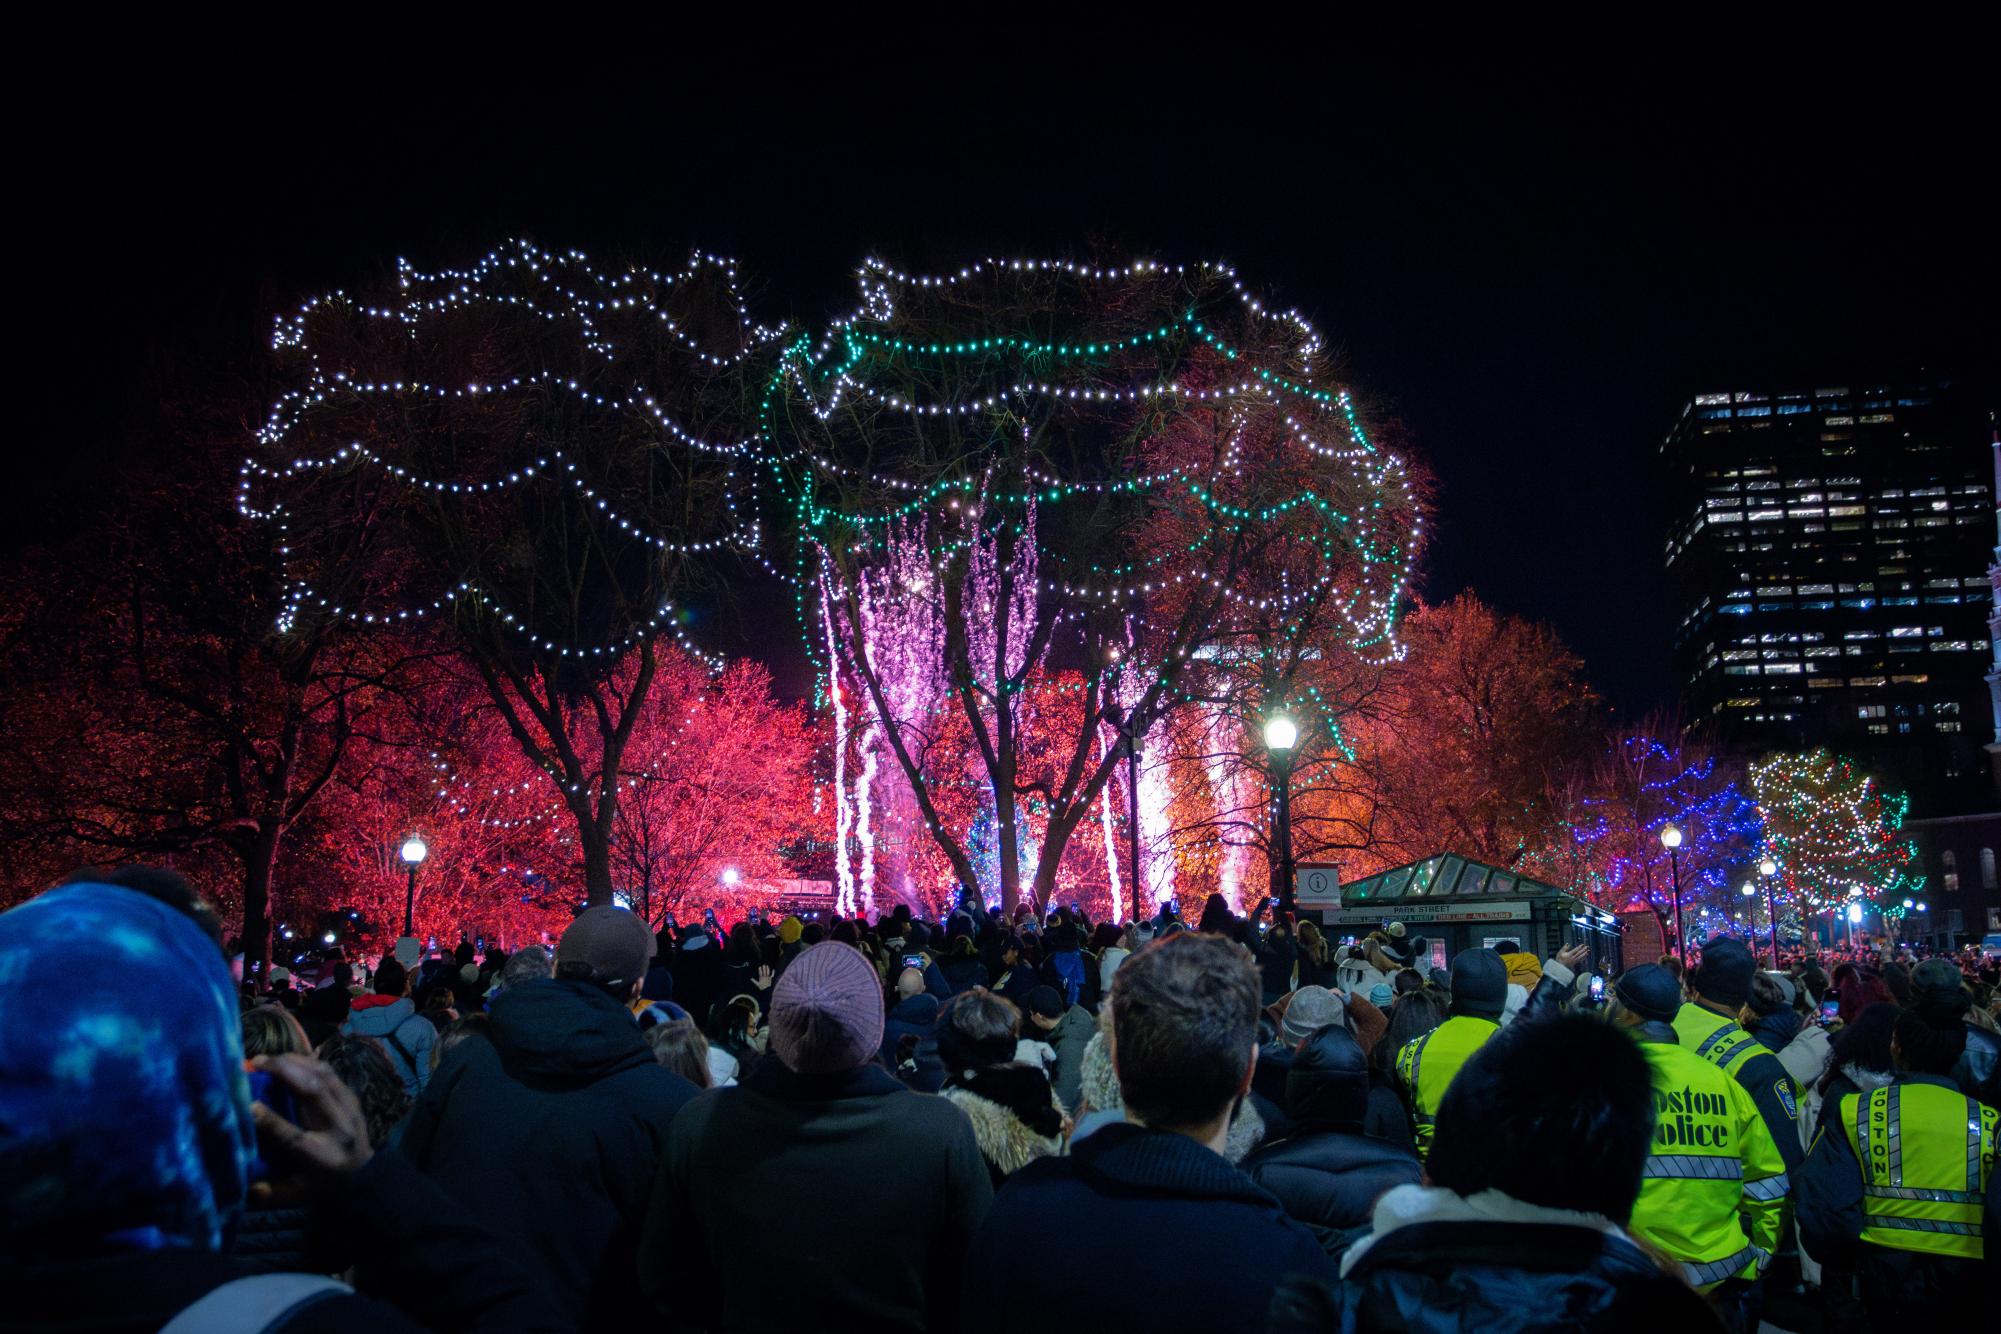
1240, 1026, 1421, 1260
1267, 1222, 1721, 1333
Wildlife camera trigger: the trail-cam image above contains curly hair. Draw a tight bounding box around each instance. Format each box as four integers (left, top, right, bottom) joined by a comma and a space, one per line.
317, 1034, 413, 1147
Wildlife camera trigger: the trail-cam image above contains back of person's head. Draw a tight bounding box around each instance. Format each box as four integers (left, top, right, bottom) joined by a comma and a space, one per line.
1892, 1003, 1967, 1075
373, 958, 409, 997
499, 944, 553, 990
431, 1013, 492, 1069
646, 1018, 712, 1088
1745, 971, 1792, 1018
895, 966, 925, 999
1828, 1001, 1900, 1078
83, 865, 228, 954
1446, 948, 1508, 1021
1373, 989, 1449, 1075
555, 905, 657, 996
453, 939, 476, 968
1284, 1024, 1370, 1126
0, 881, 253, 1259
706, 995, 761, 1053
317, 1034, 412, 1146
1882, 961, 1912, 1006
1658, 955, 1684, 982
1109, 931, 1259, 1133
1427, 1013, 1653, 1225
241, 1004, 310, 1058
938, 987, 1019, 1073
768, 941, 884, 1074
726, 921, 759, 964
1393, 968, 1423, 996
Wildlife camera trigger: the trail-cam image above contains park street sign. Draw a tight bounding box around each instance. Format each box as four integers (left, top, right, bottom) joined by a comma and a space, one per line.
1326, 900, 1534, 926
1297, 863, 1342, 908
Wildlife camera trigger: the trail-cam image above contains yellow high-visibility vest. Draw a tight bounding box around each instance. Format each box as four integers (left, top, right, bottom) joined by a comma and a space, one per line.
1839, 1082, 1996, 1261
1395, 1015, 1498, 1159
1629, 1034, 1789, 1289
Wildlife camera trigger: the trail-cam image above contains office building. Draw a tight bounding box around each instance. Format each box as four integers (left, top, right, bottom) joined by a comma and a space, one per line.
1662, 380, 1993, 809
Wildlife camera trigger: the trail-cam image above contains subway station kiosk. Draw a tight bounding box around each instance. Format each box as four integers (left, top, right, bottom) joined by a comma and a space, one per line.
1322, 852, 1623, 978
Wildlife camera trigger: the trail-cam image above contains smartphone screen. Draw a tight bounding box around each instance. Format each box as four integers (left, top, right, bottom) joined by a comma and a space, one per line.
1820, 999, 1840, 1022
902, 954, 925, 970
1588, 975, 1605, 999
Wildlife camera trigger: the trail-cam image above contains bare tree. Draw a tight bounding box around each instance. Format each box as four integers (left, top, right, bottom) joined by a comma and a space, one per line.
245, 242, 782, 905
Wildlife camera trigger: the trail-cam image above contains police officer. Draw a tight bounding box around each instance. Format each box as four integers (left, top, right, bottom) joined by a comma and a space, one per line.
1395, 948, 1507, 1159
1610, 965, 1788, 1313
1673, 937, 1805, 1176
1797, 1001, 1998, 1320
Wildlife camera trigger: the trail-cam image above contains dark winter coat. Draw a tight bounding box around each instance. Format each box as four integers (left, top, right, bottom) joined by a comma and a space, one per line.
1362, 1071, 1415, 1153
960, 1122, 1335, 1334
400, 977, 699, 1332
639, 1057, 993, 1332
1267, 1215, 1721, 1333
3, 1148, 566, 1334
1038, 1003, 1096, 1111
990, 962, 1039, 1008
881, 992, 946, 1093
670, 937, 729, 1031
938, 954, 990, 996
1258, 930, 1300, 1000
1240, 1026, 1421, 1260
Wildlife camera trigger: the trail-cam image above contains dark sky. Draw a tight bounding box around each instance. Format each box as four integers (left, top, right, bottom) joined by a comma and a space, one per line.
17, 23, 1996, 710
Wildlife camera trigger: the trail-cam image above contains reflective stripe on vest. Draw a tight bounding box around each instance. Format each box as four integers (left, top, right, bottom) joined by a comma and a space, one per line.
1841, 1084, 1996, 1261
1642, 1154, 1743, 1182
1682, 1242, 1771, 1290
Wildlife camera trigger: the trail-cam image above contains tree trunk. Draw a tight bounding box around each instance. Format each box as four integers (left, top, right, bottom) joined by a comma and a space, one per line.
580, 812, 615, 907
240, 822, 282, 987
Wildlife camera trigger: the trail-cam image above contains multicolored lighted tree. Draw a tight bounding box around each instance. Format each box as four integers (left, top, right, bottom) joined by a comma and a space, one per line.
766, 257, 1423, 911
1750, 748, 1923, 923
1553, 716, 1762, 932
242, 241, 783, 906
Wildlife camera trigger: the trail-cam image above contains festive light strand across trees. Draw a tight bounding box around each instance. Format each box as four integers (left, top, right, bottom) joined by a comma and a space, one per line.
244, 241, 783, 905
1750, 747, 1923, 921
767, 257, 1423, 911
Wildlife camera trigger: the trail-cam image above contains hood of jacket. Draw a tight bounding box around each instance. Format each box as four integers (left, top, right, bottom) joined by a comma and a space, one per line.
943, 1065, 1065, 1175
1070, 1120, 1281, 1207
1049, 1004, 1096, 1044
486, 977, 655, 1087
1285, 1025, 1370, 1128
1748, 1008, 1802, 1053
1343, 1183, 1632, 1277
344, 994, 416, 1036
1077, 1030, 1120, 1112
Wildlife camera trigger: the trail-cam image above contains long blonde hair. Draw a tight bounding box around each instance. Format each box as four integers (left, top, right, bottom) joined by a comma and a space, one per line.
1297, 920, 1329, 967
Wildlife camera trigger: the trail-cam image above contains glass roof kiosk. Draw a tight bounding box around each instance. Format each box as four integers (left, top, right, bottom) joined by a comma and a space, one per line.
1324, 853, 1623, 980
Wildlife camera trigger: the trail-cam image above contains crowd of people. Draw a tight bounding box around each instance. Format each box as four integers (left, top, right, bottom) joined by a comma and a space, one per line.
1, 867, 1994, 1332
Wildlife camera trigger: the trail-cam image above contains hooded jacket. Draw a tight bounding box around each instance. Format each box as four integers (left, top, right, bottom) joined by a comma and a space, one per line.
1038, 1002, 1096, 1111
1270, 1184, 1721, 1333
960, 1122, 1335, 1334
1241, 1027, 1422, 1260
942, 1063, 1066, 1186
400, 977, 699, 1332
341, 994, 435, 1098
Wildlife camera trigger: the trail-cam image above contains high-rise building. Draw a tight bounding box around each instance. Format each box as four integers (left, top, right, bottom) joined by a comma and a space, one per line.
1661, 380, 1994, 810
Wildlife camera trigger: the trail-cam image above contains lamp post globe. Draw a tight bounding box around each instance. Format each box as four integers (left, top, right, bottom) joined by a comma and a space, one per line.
1263, 714, 1298, 918
399, 835, 429, 937
1659, 824, 1685, 958
1759, 856, 1778, 878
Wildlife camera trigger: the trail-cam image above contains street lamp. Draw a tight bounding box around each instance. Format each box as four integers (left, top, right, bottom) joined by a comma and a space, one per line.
721, 866, 741, 887
1757, 855, 1781, 966
400, 835, 429, 936
1265, 714, 1298, 917
1104, 700, 1146, 924
1659, 823, 1685, 959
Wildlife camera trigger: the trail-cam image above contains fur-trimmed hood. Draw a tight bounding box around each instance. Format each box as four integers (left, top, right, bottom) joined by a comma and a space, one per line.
943, 1063, 1065, 1177
1078, 1031, 1120, 1113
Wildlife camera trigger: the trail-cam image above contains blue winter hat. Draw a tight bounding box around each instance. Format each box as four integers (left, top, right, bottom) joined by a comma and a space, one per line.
0, 882, 256, 1257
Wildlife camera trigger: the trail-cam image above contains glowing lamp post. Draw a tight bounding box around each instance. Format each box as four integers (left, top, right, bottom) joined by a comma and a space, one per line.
1265, 714, 1298, 917
721, 866, 741, 887
400, 835, 429, 936
1756, 856, 1781, 965
1659, 823, 1685, 960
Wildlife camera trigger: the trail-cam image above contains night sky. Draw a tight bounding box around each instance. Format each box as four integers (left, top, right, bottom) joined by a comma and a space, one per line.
17, 25, 1996, 710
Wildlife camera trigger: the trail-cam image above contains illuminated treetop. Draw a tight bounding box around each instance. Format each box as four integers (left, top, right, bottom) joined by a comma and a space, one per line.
1749, 747, 1922, 915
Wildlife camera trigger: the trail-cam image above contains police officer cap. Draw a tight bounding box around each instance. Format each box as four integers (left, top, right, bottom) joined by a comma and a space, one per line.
1614, 963, 1682, 1023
